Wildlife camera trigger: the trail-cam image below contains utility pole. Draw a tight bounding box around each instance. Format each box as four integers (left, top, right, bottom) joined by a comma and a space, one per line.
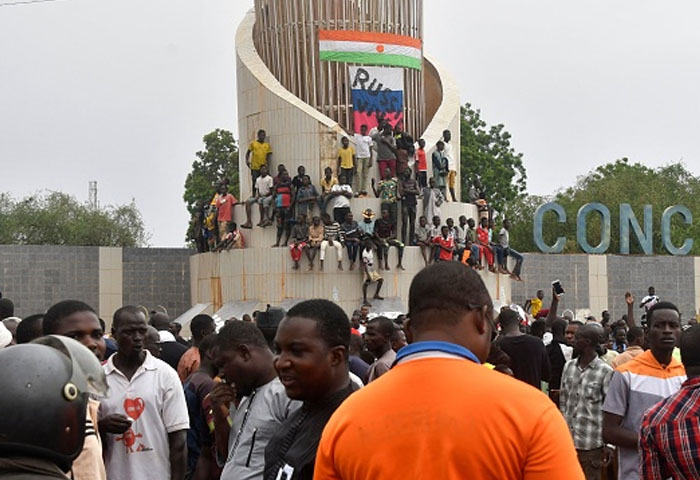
89, 181, 98, 209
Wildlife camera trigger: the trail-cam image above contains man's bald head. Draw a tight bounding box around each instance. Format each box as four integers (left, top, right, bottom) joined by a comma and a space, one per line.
150, 312, 171, 331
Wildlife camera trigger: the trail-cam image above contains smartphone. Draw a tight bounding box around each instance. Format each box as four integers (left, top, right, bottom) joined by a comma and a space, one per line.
552, 279, 565, 296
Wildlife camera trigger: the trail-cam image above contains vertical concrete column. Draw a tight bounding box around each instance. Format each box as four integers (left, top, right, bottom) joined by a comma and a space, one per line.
588, 255, 608, 317
99, 247, 123, 329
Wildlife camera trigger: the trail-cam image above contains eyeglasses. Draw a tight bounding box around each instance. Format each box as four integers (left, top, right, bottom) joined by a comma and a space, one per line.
466, 304, 498, 342
406, 304, 498, 341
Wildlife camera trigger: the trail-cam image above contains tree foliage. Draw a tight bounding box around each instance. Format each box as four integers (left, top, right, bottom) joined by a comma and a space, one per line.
509, 159, 700, 255
0, 191, 148, 247
183, 129, 239, 243
460, 103, 527, 213
183, 129, 239, 216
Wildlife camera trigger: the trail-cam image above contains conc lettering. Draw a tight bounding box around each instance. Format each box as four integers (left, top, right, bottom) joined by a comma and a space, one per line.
533, 202, 693, 255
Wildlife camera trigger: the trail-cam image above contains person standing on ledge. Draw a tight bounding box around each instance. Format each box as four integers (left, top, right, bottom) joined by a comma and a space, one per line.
442, 129, 457, 202
246, 129, 272, 185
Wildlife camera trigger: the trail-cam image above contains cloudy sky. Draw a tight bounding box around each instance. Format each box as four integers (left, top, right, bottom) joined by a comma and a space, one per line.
1, 0, 698, 246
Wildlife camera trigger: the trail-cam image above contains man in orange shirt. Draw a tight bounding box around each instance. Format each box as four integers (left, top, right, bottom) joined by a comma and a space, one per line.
177, 314, 215, 383
314, 262, 584, 480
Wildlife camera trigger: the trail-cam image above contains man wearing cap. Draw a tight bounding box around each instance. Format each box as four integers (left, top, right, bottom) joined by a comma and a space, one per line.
358, 209, 377, 246
151, 312, 188, 371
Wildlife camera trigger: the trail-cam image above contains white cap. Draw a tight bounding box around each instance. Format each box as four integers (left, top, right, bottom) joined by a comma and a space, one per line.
157, 330, 176, 343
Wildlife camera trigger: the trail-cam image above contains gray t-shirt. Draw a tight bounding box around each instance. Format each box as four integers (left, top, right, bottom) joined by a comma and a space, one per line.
372, 133, 396, 160
219, 378, 301, 480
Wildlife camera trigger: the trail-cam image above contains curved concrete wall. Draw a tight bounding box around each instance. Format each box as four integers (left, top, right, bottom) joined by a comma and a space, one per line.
186, 8, 509, 316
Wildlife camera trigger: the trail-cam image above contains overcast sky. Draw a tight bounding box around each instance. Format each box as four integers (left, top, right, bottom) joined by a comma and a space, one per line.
2, 0, 698, 247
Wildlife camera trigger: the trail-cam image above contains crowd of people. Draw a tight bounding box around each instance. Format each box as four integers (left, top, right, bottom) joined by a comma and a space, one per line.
191, 124, 525, 281
1, 270, 699, 480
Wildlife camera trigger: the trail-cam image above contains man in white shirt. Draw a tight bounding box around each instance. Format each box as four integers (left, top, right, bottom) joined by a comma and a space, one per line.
361, 239, 384, 306
242, 164, 274, 228
442, 129, 457, 202
99, 306, 189, 480
353, 124, 374, 196
327, 173, 353, 224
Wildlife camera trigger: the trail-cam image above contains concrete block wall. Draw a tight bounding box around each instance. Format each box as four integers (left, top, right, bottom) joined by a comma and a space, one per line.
0, 245, 192, 326
0, 245, 99, 317
607, 255, 695, 323
122, 248, 192, 325
511, 253, 700, 322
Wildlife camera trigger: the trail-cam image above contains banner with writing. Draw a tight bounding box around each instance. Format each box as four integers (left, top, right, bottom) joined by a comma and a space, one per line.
349, 66, 404, 133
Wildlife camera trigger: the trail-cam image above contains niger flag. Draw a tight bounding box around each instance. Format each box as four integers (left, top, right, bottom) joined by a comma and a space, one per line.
319, 30, 422, 70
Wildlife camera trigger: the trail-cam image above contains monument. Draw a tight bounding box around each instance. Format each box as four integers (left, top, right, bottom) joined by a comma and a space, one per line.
186, 0, 512, 323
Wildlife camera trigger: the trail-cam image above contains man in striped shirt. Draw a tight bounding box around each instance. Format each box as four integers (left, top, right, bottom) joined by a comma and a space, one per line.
560, 325, 614, 479
602, 302, 686, 480
320, 213, 344, 271
640, 324, 700, 480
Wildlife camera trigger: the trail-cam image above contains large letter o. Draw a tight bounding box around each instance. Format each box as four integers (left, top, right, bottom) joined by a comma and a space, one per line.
577, 203, 611, 254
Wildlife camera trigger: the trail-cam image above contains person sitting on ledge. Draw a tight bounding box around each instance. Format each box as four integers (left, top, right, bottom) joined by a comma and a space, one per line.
341, 211, 362, 271
242, 164, 274, 229
433, 225, 455, 262
320, 213, 344, 271
214, 222, 244, 251
307, 215, 324, 271
289, 213, 311, 270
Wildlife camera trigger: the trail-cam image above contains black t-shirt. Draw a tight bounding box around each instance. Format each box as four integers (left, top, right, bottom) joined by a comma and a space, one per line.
546, 340, 567, 390
498, 335, 550, 389
159, 341, 188, 371
263, 383, 357, 480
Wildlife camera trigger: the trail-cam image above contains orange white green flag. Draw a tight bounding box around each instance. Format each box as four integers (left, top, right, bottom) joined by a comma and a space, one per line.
319, 30, 422, 70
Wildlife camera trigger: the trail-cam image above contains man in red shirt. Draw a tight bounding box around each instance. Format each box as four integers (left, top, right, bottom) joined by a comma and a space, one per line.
415, 138, 427, 188
432, 225, 455, 261
215, 184, 237, 242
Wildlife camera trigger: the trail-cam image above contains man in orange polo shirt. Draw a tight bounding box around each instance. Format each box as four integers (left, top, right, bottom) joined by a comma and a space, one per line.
314, 262, 584, 480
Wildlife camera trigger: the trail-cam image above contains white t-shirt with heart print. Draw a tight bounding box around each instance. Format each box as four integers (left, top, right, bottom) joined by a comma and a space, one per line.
99, 350, 189, 480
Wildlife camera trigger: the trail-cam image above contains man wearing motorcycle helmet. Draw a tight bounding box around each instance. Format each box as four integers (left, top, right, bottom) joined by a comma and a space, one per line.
0, 336, 108, 478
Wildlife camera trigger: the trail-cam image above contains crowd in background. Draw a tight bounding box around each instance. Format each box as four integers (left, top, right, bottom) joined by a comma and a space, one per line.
1, 271, 700, 480
191, 123, 524, 281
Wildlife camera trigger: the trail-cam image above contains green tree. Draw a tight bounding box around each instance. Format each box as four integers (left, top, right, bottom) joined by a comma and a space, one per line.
460, 103, 527, 213
0, 192, 148, 247
509, 159, 700, 255
183, 129, 239, 242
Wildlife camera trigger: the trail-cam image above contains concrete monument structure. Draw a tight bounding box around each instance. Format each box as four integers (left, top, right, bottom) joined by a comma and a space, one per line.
188, 0, 512, 320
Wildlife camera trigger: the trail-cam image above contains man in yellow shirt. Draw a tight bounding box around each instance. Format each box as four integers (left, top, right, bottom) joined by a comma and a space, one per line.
336, 136, 356, 190
245, 129, 272, 184
524, 289, 544, 317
